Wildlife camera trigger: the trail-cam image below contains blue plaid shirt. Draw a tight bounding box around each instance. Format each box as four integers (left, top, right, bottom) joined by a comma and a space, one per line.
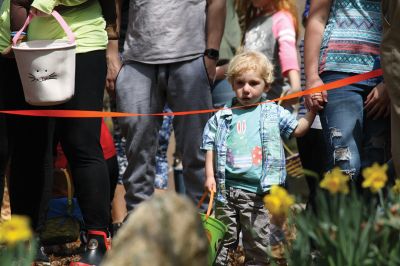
201, 98, 298, 203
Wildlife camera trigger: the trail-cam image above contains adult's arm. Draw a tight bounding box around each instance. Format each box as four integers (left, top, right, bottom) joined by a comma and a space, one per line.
31, 0, 89, 14
106, 0, 122, 96
273, 11, 301, 104
205, 0, 226, 83
304, 0, 331, 112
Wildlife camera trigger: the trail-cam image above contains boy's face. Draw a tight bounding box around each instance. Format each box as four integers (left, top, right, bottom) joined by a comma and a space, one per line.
232, 70, 268, 106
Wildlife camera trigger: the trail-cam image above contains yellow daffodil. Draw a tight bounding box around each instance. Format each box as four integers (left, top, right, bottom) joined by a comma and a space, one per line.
263, 186, 294, 217
391, 179, 400, 195
0, 215, 32, 246
320, 167, 349, 194
362, 163, 388, 193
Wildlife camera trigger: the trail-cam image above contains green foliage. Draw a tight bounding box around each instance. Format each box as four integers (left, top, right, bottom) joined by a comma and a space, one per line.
287, 188, 400, 266
0, 240, 36, 266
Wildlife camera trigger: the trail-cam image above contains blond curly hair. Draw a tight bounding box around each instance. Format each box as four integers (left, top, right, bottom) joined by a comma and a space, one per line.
227, 50, 274, 88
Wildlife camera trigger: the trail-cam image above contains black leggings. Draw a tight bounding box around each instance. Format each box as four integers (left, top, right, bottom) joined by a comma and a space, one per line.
0, 58, 9, 207
0, 115, 7, 207
4, 51, 110, 231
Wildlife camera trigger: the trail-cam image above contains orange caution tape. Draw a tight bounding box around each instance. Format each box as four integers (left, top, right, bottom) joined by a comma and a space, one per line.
197, 190, 215, 219
0, 69, 383, 118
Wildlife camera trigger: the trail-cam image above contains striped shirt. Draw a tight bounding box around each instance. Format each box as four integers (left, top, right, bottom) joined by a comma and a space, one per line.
319, 0, 382, 74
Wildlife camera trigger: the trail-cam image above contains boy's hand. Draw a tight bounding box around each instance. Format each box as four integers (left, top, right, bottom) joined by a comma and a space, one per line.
311, 92, 324, 105
204, 176, 216, 193
305, 77, 327, 112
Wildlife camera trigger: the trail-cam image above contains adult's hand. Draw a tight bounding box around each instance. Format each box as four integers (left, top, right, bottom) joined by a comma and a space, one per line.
204, 56, 217, 84
364, 82, 391, 120
305, 77, 327, 112
30, 7, 50, 17
106, 40, 122, 97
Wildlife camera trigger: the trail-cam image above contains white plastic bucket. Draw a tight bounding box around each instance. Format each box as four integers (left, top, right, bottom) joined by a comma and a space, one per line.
12, 11, 76, 106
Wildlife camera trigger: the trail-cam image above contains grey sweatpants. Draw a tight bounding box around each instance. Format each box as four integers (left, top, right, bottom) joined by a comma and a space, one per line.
116, 56, 213, 212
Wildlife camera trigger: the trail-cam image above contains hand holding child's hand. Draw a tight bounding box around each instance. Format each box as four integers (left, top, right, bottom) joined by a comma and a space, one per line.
305, 77, 327, 112
311, 92, 324, 105
204, 176, 216, 193
30, 7, 50, 17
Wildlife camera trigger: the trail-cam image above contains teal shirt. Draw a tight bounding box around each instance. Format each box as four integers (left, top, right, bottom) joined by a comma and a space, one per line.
201, 98, 298, 203
226, 106, 263, 194
0, 0, 107, 54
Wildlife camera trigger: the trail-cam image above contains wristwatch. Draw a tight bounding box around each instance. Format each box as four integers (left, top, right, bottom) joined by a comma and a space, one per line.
204, 49, 219, 61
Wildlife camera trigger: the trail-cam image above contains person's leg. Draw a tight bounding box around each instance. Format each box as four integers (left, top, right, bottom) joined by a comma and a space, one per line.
361, 112, 390, 169
57, 51, 110, 265
389, 105, 400, 178
111, 184, 126, 226
0, 115, 6, 208
296, 128, 327, 211
105, 155, 119, 235
237, 189, 270, 266
168, 56, 213, 207
0, 57, 9, 207
3, 58, 54, 232
109, 97, 128, 226
58, 50, 110, 232
381, 0, 400, 177
154, 105, 173, 190
104, 156, 119, 206
319, 72, 365, 181
116, 62, 164, 212
214, 189, 240, 266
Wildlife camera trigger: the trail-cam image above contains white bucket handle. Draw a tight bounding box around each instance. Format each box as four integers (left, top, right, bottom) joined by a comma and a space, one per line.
12, 10, 75, 46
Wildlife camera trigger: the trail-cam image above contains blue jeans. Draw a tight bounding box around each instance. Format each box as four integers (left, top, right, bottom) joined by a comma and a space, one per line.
319, 71, 390, 180
154, 105, 174, 190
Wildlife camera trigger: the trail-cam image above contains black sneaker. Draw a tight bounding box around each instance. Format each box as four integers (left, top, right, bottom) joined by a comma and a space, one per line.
111, 222, 123, 238
35, 245, 51, 266
70, 230, 110, 266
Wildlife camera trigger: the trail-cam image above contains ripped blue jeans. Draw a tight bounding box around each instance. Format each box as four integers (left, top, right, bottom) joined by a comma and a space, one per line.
319, 71, 390, 180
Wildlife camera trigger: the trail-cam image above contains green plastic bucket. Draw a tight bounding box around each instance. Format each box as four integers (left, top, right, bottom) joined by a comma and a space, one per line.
201, 213, 227, 265
198, 191, 227, 265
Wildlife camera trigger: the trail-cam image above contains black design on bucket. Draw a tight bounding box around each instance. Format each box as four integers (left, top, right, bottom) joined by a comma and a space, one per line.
29, 69, 58, 82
